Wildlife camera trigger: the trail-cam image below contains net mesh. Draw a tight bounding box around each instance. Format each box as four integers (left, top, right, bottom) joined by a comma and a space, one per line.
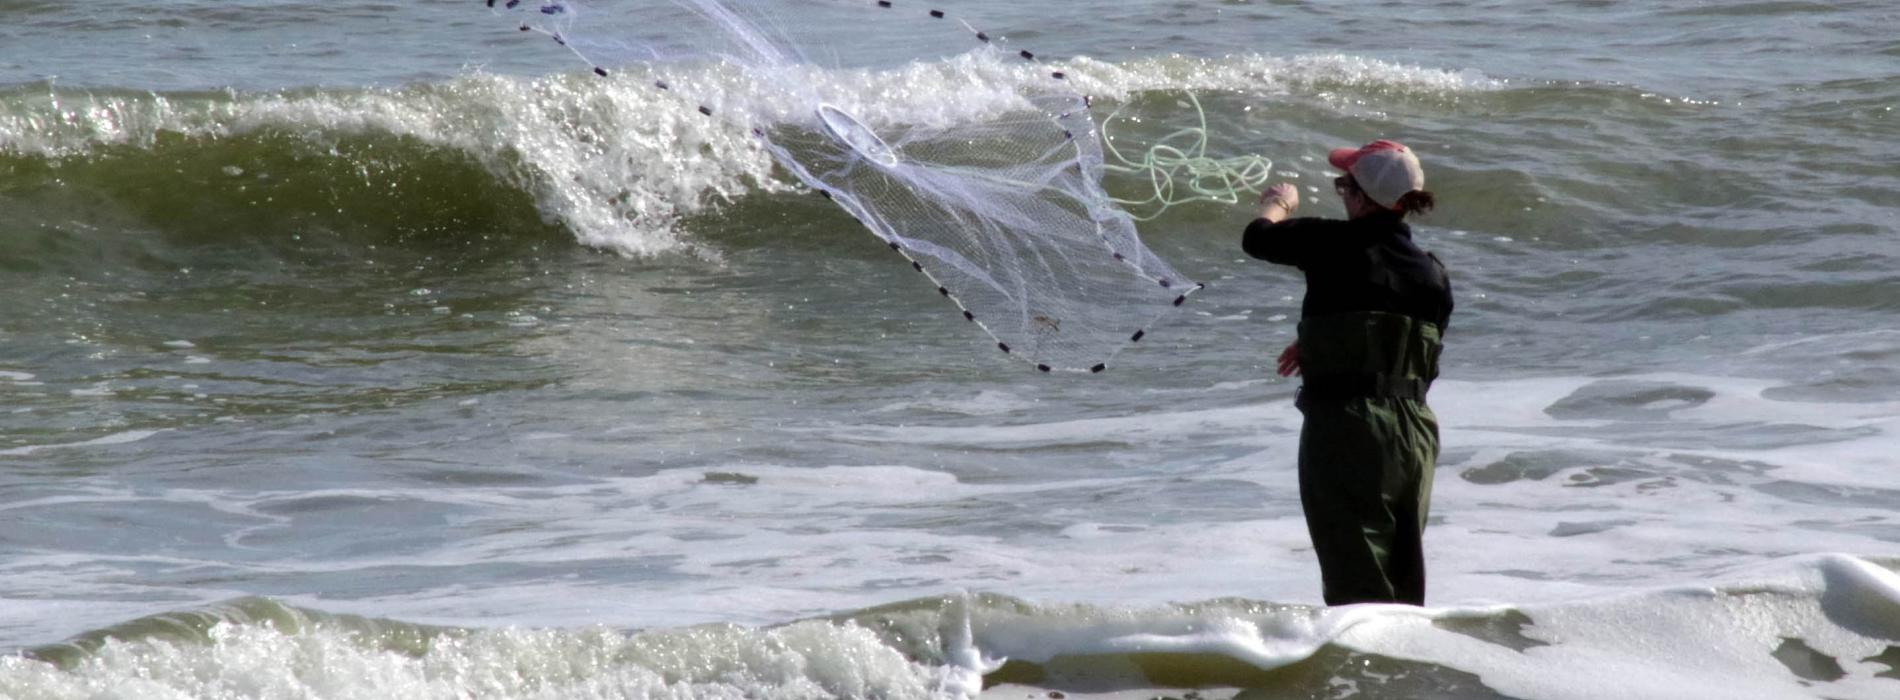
768, 95, 1193, 370
485, 0, 1205, 372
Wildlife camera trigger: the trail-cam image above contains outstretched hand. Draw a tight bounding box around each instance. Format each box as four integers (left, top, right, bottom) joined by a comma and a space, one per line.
1259, 183, 1300, 207
1276, 341, 1301, 377
1258, 183, 1299, 222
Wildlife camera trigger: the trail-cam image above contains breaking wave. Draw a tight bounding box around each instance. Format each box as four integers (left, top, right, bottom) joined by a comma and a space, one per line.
6, 554, 1898, 699
0, 52, 1496, 258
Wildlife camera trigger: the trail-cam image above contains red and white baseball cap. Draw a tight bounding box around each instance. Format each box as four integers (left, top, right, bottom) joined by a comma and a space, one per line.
1329, 140, 1425, 210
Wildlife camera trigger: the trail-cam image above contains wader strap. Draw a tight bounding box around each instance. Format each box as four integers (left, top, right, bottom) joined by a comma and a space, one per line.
1298, 374, 1428, 403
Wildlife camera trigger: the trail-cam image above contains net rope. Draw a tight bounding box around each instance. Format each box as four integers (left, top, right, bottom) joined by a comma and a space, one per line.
1101, 92, 1275, 221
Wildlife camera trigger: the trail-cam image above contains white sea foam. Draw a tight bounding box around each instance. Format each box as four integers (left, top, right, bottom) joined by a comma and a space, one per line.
5, 369, 1892, 642
870, 389, 1039, 416
1334, 554, 1900, 700
0, 615, 949, 700
5, 368, 1892, 699
0, 429, 166, 457
2, 555, 1894, 699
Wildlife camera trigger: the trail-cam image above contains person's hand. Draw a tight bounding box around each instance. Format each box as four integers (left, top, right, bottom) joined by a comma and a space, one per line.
1276, 341, 1301, 377
1258, 183, 1299, 212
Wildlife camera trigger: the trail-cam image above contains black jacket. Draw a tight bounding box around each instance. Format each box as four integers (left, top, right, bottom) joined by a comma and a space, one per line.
1243, 212, 1453, 329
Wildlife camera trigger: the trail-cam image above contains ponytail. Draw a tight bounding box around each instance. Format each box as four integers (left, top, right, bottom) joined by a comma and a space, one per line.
1397, 190, 1435, 216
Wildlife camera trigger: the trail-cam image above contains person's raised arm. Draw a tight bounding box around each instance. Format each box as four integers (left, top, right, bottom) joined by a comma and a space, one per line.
1242, 182, 1321, 264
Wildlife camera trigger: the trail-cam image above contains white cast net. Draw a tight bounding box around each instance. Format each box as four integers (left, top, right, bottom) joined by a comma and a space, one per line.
485, 0, 1206, 372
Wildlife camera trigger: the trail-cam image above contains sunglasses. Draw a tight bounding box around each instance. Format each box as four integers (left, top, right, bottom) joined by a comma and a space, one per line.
1334, 175, 1360, 196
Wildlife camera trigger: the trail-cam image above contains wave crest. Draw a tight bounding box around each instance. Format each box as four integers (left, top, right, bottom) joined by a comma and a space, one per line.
0, 53, 1494, 257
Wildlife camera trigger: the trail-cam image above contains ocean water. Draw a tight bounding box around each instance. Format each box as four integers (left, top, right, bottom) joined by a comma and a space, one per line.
2, 1, 1898, 698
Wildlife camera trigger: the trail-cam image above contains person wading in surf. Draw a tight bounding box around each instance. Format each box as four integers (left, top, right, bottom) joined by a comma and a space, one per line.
1242, 140, 1452, 606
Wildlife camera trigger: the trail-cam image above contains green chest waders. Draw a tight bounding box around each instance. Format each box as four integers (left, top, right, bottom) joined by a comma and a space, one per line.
1295, 311, 1443, 606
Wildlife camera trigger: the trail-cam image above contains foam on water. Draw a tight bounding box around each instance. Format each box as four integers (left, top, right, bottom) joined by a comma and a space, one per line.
4, 555, 1897, 699
3, 601, 950, 700
5, 368, 1893, 648
0, 429, 167, 457
1, 368, 1896, 697
1341, 555, 1900, 700
0, 51, 1491, 257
